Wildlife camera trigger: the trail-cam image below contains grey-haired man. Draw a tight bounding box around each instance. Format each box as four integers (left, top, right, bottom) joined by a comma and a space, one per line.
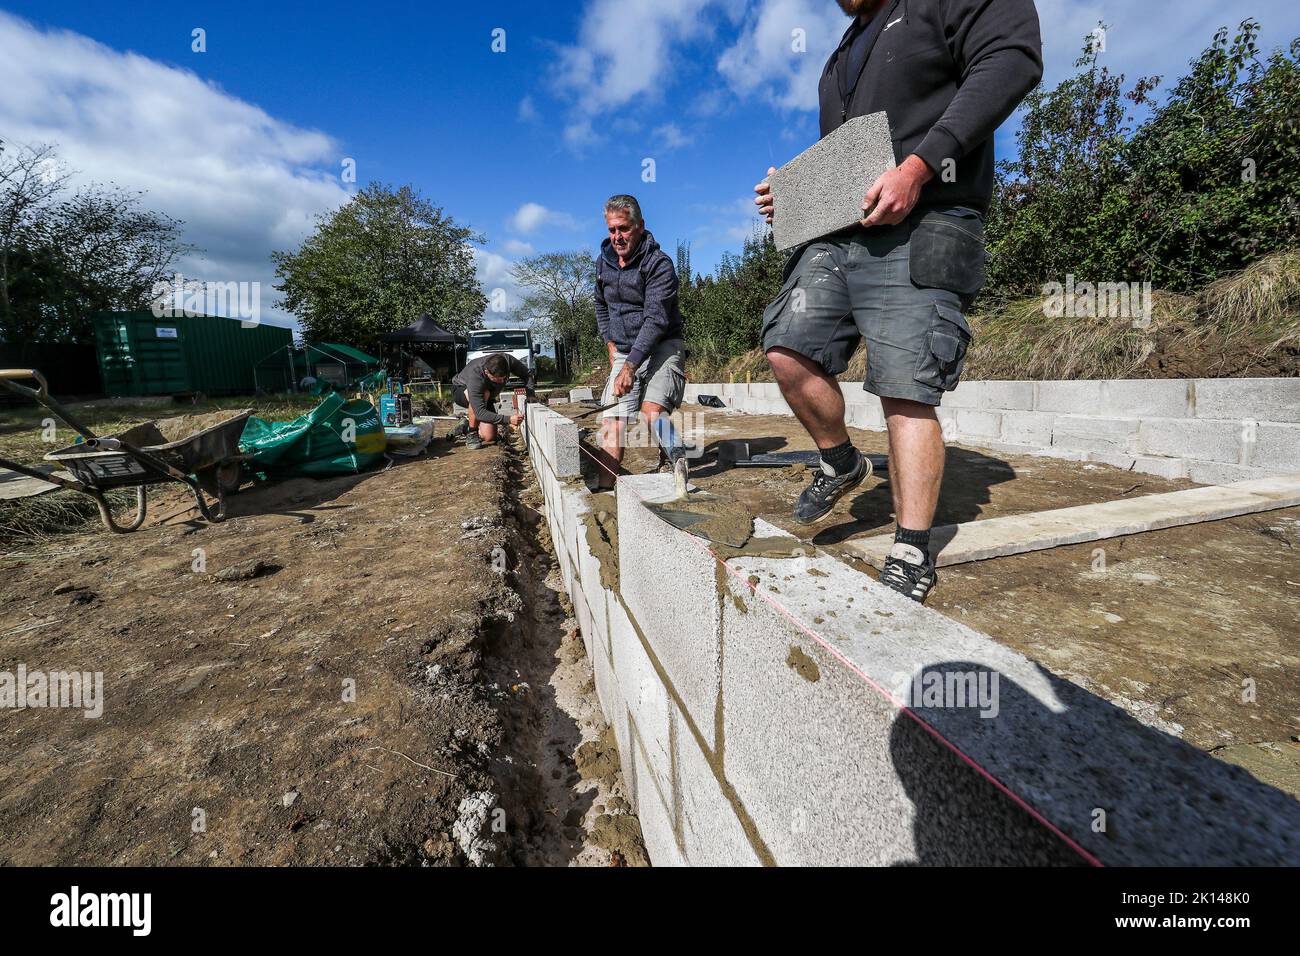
593, 194, 688, 490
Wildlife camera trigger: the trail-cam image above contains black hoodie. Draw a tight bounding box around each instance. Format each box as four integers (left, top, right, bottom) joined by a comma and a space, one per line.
594, 231, 683, 369
819, 0, 1043, 214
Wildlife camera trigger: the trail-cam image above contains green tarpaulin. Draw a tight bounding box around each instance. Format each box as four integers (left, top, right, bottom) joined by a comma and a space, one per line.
240, 393, 386, 478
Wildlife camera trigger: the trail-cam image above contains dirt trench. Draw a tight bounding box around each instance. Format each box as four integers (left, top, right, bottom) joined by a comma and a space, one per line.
482, 447, 648, 867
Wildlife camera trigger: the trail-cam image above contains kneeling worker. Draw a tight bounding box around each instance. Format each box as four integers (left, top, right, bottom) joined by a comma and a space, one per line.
452, 352, 533, 449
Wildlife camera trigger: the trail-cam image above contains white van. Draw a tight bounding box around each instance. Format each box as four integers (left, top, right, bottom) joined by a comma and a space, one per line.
465, 327, 538, 378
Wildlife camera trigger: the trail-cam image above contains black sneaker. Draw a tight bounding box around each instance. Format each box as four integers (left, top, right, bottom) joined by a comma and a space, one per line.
793, 451, 870, 523
465, 432, 484, 450
879, 542, 938, 603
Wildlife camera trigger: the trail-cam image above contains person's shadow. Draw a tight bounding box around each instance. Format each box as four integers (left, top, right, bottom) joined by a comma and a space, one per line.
889, 660, 1300, 865
813, 446, 1015, 547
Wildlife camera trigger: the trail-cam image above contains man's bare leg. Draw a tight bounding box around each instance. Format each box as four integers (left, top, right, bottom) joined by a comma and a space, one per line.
767, 346, 870, 523
766, 347, 849, 447
594, 416, 625, 489
881, 398, 944, 529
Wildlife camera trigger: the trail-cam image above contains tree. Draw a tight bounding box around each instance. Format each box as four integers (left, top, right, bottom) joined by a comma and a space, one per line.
986, 19, 1300, 301
0, 141, 191, 343
513, 249, 599, 367
273, 183, 486, 350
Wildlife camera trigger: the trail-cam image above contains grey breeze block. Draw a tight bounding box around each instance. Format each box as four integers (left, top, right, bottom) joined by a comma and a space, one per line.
769, 112, 896, 252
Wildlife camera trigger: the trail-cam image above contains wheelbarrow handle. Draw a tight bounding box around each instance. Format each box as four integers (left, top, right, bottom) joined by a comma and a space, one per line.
0, 368, 49, 402
0, 367, 98, 442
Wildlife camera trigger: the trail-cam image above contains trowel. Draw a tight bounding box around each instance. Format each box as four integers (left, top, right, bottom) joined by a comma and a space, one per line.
644, 460, 754, 549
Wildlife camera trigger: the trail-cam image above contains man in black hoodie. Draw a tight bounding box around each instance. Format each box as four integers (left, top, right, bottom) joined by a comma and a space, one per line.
754, 0, 1042, 603
593, 194, 688, 489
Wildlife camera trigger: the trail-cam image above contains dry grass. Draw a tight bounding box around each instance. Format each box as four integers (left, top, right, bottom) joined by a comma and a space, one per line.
0, 392, 323, 547
685, 249, 1300, 383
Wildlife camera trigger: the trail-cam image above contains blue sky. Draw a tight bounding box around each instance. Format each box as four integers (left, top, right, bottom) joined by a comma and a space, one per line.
2, 1, 1297, 332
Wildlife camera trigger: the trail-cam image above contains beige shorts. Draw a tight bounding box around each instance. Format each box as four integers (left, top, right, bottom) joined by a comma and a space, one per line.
601, 336, 686, 419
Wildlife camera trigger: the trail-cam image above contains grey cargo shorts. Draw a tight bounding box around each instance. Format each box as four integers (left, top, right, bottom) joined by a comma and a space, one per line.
761, 206, 986, 406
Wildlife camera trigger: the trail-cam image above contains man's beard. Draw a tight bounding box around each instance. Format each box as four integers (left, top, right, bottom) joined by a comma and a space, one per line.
837, 0, 882, 15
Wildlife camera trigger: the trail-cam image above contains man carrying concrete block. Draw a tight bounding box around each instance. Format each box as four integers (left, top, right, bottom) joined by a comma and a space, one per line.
593, 194, 688, 490
753, 0, 1042, 603
451, 353, 533, 449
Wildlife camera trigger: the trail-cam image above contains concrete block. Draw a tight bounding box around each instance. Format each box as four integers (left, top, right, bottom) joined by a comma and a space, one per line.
768, 111, 895, 251
671, 701, 764, 866
719, 534, 1084, 865
1137, 418, 1243, 465
1129, 455, 1188, 480
947, 381, 1036, 411
1100, 380, 1191, 419
1247, 422, 1300, 472
1051, 414, 1139, 454
569, 387, 594, 402
548, 397, 566, 407
1185, 459, 1270, 485
954, 409, 1003, 441
1195, 378, 1300, 424
628, 726, 685, 867
999, 411, 1056, 448
608, 593, 674, 809
617, 473, 724, 745
845, 401, 885, 431
1084, 450, 1138, 471
1035, 381, 1104, 413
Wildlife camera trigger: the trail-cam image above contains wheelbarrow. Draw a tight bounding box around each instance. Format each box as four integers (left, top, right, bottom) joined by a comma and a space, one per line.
0, 368, 252, 533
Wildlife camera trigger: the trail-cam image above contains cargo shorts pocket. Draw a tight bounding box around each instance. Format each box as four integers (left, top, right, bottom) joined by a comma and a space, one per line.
908, 208, 987, 297
914, 301, 972, 392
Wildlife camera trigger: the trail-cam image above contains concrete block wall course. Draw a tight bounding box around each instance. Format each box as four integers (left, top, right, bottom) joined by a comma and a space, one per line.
525, 402, 1300, 867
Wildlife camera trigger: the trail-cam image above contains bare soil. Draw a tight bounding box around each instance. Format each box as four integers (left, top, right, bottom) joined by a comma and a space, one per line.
0, 431, 644, 866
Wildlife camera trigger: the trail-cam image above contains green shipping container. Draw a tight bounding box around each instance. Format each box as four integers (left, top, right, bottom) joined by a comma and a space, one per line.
93, 311, 295, 397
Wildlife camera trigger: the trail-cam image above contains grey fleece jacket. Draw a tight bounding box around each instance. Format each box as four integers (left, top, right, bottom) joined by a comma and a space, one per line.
594, 231, 683, 369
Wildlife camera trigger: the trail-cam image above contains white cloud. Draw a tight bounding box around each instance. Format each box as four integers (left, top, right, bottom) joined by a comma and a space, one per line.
518, 95, 540, 123
0, 11, 351, 329
509, 201, 580, 235
691, 196, 767, 245
502, 238, 535, 256
653, 122, 693, 150
717, 0, 847, 111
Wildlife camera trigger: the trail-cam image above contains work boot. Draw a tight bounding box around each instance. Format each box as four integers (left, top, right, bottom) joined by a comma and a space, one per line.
792, 451, 870, 523
879, 542, 938, 604
465, 432, 484, 450
449, 416, 469, 438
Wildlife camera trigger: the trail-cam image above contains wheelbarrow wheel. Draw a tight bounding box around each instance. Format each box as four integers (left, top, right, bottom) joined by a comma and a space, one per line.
197, 462, 242, 498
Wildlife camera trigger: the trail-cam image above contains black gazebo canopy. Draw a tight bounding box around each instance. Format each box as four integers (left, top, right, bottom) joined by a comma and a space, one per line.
380, 314, 459, 345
